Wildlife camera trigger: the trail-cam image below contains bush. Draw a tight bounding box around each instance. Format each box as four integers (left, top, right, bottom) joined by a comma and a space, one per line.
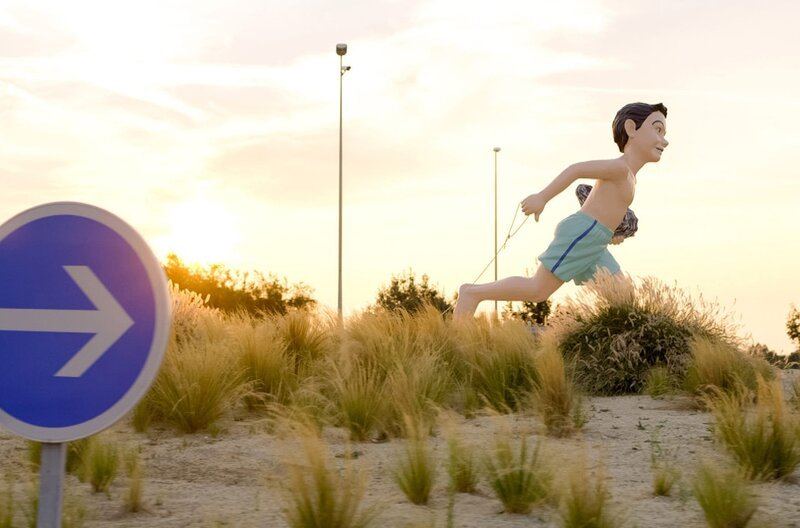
164, 253, 315, 316
503, 299, 551, 325
748, 343, 799, 370
373, 270, 453, 314
787, 304, 800, 347
551, 272, 741, 395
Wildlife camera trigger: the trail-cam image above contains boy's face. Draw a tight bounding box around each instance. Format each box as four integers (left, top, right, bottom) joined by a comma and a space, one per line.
628, 111, 668, 162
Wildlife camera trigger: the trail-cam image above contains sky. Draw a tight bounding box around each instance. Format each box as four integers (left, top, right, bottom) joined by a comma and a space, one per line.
1, 0, 799, 353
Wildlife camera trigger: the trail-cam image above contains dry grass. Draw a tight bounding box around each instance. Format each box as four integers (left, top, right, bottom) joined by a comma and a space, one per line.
692, 462, 758, 528
558, 456, 621, 528
281, 422, 377, 528
132, 285, 252, 433
705, 376, 800, 481
385, 351, 454, 436
82, 436, 120, 494
277, 310, 332, 375
236, 317, 298, 408
393, 417, 436, 505
441, 417, 480, 494
327, 356, 390, 441
649, 432, 680, 496
644, 365, 675, 399
0, 471, 12, 528
684, 336, 775, 406
790, 375, 800, 411
452, 318, 539, 413
484, 432, 551, 514
141, 339, 249, 434
531, 340, 585, 437
124, 448, 144, 513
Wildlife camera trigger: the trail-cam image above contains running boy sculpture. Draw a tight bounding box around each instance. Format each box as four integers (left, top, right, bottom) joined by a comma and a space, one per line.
453, 102, 668, 319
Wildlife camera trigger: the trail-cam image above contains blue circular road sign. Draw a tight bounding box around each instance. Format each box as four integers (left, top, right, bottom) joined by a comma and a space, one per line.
0, 203, 170, 442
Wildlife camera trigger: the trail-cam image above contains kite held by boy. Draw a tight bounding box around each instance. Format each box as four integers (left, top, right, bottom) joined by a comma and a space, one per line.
453, 102, 669, 319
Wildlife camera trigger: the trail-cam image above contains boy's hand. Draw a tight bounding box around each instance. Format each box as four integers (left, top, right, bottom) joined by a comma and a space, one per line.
610, 235, 625, 245
521, 193, 546, 221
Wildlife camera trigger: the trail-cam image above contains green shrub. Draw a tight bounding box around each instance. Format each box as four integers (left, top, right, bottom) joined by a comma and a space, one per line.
552, 272, 741, 395
373, 270, 453, 314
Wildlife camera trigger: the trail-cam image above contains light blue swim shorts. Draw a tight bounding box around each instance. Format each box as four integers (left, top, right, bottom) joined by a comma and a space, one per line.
538, 211, 620, 285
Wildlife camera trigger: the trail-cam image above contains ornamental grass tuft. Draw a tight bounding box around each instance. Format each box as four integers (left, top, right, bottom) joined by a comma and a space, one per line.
705, 376, 800, 481
484, 433, 551, 514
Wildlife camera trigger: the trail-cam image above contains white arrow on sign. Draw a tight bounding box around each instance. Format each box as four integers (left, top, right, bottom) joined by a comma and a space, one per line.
0, 265, 134, 378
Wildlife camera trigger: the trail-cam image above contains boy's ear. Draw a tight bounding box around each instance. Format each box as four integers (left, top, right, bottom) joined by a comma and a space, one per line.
623, 118, 638, 138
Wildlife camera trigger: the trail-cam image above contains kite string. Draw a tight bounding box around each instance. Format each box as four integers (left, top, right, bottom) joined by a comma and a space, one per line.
442, 203, 529, 315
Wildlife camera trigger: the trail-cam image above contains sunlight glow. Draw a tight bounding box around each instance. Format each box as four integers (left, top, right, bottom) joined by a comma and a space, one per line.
160, 199, 239, 266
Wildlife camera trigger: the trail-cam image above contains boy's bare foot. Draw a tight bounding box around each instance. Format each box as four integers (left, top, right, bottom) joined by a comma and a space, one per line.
453, 283, 480, 319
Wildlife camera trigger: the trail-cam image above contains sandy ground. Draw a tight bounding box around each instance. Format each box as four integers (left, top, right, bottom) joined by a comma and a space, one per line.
1, 371, 799, 528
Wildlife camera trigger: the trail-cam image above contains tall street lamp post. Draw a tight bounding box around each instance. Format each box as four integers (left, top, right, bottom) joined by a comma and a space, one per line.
336, 43, 350, 320
493, 147, 501, 316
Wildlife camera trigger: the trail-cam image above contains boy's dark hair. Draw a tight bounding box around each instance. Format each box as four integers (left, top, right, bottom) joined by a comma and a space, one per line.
612, 102, 668, 152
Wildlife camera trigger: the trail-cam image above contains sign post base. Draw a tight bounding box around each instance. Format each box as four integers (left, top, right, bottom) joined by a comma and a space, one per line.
37, 442, 66, 528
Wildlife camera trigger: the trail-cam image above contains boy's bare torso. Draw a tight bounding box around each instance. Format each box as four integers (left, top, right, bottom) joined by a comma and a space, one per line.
579, 159, 635, 231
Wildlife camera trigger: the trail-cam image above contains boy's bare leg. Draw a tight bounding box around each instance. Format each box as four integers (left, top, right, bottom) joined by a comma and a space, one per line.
453, 265, 564, 319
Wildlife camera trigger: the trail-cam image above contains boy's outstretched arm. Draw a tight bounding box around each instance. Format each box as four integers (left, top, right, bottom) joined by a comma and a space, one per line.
521, 159, 626, 221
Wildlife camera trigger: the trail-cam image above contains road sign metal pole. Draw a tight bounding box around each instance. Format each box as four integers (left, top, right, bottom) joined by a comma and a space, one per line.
37, 442, 66, 528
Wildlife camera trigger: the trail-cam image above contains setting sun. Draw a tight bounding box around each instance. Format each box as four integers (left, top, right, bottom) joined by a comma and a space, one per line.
157, 199, 239, 266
